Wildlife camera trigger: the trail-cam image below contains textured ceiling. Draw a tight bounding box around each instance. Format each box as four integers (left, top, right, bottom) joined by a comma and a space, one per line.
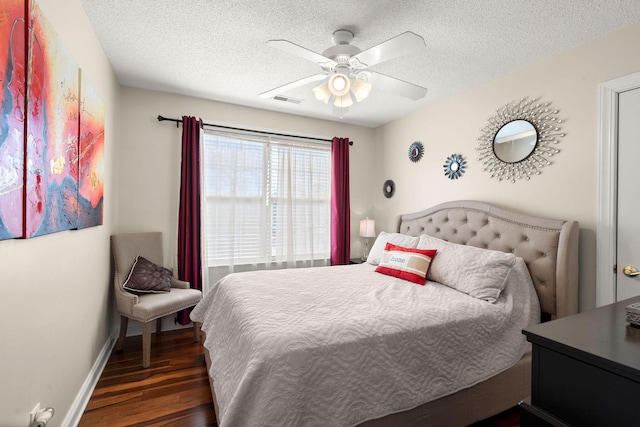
80, 0, 640, 128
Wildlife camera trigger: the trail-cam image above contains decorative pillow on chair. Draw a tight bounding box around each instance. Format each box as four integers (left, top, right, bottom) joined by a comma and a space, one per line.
367, 232, 420, 265
417, 234, 517, 302
375, 243, 437, 285
123, 256, 172, 294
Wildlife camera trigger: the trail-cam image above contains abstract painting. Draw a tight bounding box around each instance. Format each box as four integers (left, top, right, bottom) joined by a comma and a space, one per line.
26, 0, 80, 238
0, 0, 27, 240
0, 0, 104, 240
77, 72, 104, 228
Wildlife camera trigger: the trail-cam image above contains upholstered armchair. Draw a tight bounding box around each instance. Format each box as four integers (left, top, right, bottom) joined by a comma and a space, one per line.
111, 232, 203, 368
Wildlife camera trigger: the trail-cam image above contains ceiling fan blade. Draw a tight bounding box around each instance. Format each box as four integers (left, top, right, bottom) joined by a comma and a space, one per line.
259, 74, 327, 99
368, 71, 427, 100
352, 31, 425, 68
267, 40, 337, 68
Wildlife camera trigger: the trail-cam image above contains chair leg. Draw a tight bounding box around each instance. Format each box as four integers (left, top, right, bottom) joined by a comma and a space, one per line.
116, 316, 128, 352
142, 321, 152, 368
156, 316, 162, 335
194, 321, 201, 343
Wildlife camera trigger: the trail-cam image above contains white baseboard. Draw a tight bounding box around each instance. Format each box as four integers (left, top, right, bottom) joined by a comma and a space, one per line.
61, 329, 118, 427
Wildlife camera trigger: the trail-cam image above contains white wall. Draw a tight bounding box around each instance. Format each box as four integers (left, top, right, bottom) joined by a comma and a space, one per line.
117, 87, 378, 291
0, 1, 120, 426
372, 24, 640, 311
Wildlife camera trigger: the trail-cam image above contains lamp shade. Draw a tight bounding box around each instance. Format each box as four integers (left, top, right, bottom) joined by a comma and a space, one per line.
328, 74, 351, 97
334, 94, 353, 108
312, 82, 331, 103
350, 78, 372, 102
359, 217, 376, 238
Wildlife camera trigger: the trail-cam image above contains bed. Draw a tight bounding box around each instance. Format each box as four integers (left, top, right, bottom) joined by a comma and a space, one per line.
190, 200, 579, 426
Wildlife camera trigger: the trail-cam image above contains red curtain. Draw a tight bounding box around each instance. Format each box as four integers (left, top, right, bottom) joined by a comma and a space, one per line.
330, 137, 350, 265
177, 116, 203, 324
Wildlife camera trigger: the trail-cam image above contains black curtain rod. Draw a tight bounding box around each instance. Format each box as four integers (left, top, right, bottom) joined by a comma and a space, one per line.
157, 115, 353, 145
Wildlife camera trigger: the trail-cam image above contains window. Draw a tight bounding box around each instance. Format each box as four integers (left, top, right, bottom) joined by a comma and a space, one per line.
203, 131, 331, 267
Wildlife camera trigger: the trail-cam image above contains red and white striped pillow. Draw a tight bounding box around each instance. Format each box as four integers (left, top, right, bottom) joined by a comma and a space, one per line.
375, 242, 437, 285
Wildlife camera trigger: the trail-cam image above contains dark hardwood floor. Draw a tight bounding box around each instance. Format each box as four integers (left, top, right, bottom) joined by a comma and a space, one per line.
80, 328, 521, 426
79, 328, 217, 427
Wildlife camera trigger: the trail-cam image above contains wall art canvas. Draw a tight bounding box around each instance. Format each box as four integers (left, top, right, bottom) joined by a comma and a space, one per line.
77, 72, 104, 228
0, 0, 27, 240
0, 0, 104, 240
25, 0, 80, 238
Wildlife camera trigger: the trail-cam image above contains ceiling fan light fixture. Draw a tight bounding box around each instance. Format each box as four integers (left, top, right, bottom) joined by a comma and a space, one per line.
312, 82, 331, 103
333, 94, 353, 108
328, 74, 351, 97
313, 76, 370, 108
350, 78, 372, 102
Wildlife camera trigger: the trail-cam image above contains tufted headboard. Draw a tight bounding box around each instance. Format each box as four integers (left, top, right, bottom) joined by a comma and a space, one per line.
398, 200, 579, 320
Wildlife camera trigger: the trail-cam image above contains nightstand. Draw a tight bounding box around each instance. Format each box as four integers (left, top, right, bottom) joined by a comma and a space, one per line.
521, 296, 640, 426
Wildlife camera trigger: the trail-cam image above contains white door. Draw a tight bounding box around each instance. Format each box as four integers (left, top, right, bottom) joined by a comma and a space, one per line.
616, 87, 640, 301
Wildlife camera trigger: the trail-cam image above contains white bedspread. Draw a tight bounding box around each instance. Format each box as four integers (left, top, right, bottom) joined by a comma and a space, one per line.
191, 260, 540, 427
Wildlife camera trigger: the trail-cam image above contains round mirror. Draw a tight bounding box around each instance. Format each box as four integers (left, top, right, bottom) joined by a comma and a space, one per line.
444, 153, 466, 180
383, 179, 395, 198
493, 120, 537, 163
408, 141, 424, 163
476, 98, 563, 183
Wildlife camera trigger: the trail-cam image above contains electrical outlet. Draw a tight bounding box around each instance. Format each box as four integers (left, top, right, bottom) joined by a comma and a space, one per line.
29, 402, 40, 425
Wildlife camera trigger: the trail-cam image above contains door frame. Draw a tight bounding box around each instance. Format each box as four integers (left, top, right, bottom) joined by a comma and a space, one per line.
596, 71, 640, 306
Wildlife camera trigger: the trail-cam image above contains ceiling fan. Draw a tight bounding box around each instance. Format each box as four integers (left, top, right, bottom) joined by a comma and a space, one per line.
259, 30, 428, 113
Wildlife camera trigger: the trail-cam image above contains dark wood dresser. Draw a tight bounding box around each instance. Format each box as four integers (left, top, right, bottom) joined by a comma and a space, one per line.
520, 296, 640, 426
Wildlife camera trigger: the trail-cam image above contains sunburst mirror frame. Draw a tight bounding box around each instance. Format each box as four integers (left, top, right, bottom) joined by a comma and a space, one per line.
476, 98, 565, 183
408, 141, 424, 163
444, 153, 466, 179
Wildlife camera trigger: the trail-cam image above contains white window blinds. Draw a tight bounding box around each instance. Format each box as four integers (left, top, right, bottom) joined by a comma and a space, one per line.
203, 131, 331, 267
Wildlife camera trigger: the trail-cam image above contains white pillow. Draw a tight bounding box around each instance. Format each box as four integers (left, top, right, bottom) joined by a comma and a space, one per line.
417, 234, 517, 303
366, 232, 419, 265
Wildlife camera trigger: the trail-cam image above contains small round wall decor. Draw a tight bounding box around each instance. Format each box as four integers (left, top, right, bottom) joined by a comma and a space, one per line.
408, 141, 424, 163
444, 153, 466, 179
383, 179, 396, 198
